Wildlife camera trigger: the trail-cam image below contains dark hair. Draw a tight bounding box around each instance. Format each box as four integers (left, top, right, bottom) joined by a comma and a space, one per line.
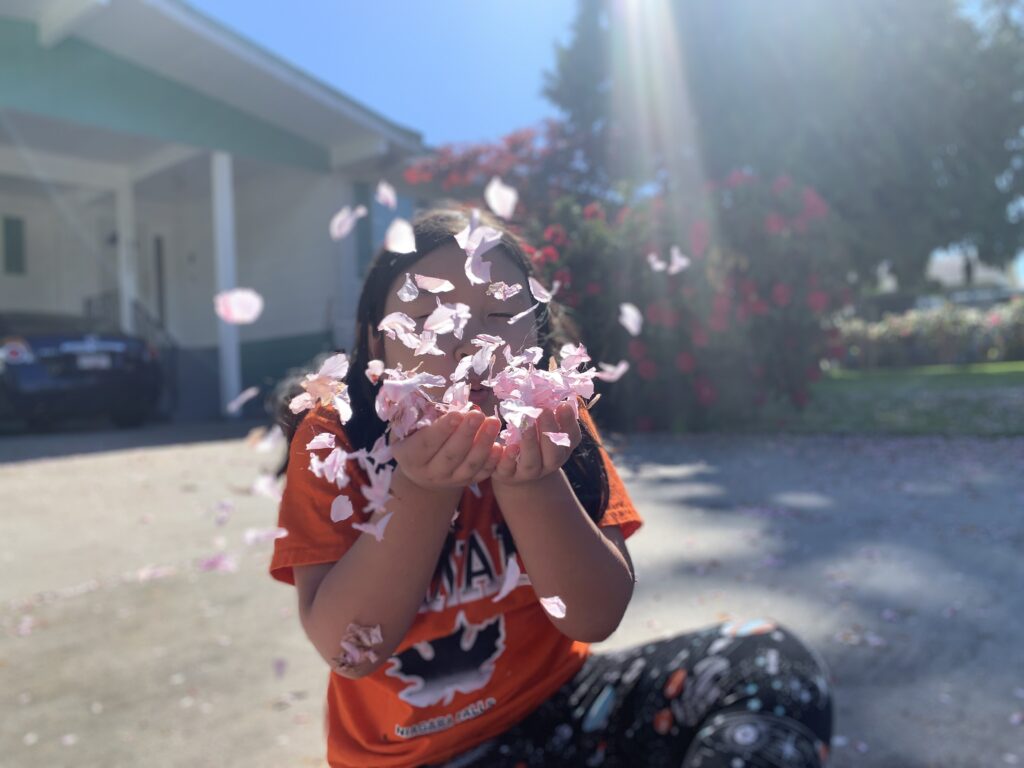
274, 205, 610, 582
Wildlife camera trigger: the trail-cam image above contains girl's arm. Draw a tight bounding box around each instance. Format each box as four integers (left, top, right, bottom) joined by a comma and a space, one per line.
490, 404, 635, 643
296, 411, 503, 679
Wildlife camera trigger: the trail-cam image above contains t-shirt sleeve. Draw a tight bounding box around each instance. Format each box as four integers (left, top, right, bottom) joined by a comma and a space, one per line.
269, 406, 370, 586
579, 405, 643, 540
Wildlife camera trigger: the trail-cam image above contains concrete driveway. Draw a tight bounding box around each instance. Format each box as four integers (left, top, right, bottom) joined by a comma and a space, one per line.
1, 421, 1022, 767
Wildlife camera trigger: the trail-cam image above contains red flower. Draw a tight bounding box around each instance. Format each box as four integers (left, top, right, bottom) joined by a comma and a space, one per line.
708, 311, 730, 333
751, 299, 770, 316
694, 376, 718, 407
771, 282, 792, 308
675, 351, 696, 373
764, 213, 787, 235
585, 281, 602, 296
806, 290, 830, 314
403, 164, 433, 185
638, 359, 658, 381
628, 339, 648, 360
539, 245, 560, 265
805, 364, 823, 382
723, 169, 754, 188
645, 304, 663, 326
583, 202, 606, 221
802, 187, 829, 220
771, 175, 793, 195
790, 389, 809, 409
562, 291, 580, 308
543, 224, 568, 247
691, 327, 709, 348
614, 206, 632, 227
689, 220, 710, 258
553, 268, 573, 287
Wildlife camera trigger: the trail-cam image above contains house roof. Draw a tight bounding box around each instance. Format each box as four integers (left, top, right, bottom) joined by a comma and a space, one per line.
0, 0, 424, 165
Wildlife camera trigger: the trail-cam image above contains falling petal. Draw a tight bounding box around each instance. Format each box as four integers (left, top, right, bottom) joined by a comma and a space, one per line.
508, 303, 539, 325
414, 274, 455, 293
540, 595, 567, 619
618, 303, 643, 336
272, 657, 288, 678
214, 288, 264, 324
647, 252, 667, 272
397, 273, 419, 302
492, 556, 522, 602
226, 385, 260, 414
330, 495, 354, 523
528, 276, 554, 303
329, 204, 367, 240
484, 176, 518, 219
543, 431, 571, 447
365, 359, 385, 384
667, 246, 691, 275
242, 526, 289, 545
305, 432, 336, 451
595, 360, 630, 383
375, 180, 397, 210
352, 511, 394, 542
385, 218, 416, 254
487, 281, 523, 301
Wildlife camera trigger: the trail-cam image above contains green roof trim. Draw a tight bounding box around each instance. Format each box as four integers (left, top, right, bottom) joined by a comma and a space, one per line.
0, 16, 330, 171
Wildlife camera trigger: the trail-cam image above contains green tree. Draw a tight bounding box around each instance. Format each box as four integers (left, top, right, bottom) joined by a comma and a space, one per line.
544, 0, 1024, 290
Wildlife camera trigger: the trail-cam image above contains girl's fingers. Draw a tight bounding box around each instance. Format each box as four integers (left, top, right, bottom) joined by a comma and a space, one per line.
536, 409, 565, 470
469, 443, 504, 485
425, 411, 484, 478
493, 443, 519, 480
516, 421, 543, 477
414, 412, 464, 462
556, 403, 583, 450
453, 417, 502, 482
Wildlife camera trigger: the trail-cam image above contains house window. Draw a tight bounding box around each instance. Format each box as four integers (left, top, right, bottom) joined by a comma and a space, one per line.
3, 216, 25, 275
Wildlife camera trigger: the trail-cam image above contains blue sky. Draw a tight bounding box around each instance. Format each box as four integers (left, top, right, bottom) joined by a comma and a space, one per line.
187, 0, 577, 147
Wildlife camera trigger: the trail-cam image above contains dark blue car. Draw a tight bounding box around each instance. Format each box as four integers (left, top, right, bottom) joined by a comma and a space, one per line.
0, 312, 162, 429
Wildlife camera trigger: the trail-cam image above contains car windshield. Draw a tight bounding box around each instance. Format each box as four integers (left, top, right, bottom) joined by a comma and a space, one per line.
0, 313, 103, 336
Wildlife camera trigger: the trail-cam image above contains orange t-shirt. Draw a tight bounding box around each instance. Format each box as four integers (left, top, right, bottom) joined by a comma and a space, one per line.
270, 404, 643, 768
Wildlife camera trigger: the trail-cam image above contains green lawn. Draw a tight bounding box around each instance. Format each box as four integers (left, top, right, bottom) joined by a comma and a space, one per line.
747, 361, 1024, 436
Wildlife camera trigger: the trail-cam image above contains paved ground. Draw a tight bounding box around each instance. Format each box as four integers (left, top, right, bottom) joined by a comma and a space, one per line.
1, 419, 1022, 767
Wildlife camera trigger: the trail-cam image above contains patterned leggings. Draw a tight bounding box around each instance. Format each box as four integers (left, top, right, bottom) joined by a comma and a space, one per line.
429, 620, 834, 768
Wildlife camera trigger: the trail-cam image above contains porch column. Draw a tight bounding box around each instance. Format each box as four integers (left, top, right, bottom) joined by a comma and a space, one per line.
211, 151, 242, 418
114, 178, 137, 333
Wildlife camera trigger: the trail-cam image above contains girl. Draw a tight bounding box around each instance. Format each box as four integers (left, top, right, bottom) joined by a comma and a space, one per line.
270, 207, 834, 767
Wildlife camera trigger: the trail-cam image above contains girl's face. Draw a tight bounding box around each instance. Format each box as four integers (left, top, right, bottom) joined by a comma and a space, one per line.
371, 242, 540, 413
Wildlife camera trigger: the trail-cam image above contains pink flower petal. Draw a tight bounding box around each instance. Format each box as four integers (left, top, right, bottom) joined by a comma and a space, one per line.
397, 273, 419, 302
507, 303, 539, 325
378, 312, 416, 339
242, 526, 289, 545
214, 288, 264, 324
667, 246, 691, 275
492, 555, 522, 602
543, 431, 571, 447
226, 385, 260, 414
305, 432, 336, 451
330, 494, 354, 523
484, 176, 518, 219
375, 180, 397, 210
414, 274, 455, 293
487, 281, 523, 301
618, 303, 643, 336
595, 360, 630, 382
540, 595, 566, 619
365, 359, 384, 384
647, 251, 667, 272
329, 204, 367, 240
384, 218, 416, 254
528, 276, 555, 303
352, 511, 394, 542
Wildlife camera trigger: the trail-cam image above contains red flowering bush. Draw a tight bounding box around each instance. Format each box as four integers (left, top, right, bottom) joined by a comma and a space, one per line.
405, 131, 852, 431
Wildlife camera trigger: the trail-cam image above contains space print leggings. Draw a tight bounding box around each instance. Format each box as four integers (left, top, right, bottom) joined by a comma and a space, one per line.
427, 620, 834, 768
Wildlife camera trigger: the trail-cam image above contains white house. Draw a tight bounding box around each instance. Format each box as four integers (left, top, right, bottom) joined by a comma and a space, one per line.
0, 0, 425, 419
